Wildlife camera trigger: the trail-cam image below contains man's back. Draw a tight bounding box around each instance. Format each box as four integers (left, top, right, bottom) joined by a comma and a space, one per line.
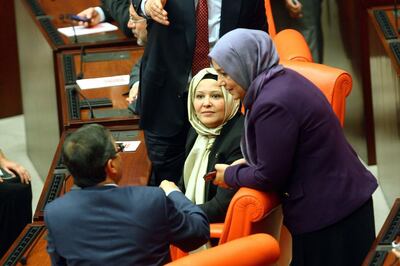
44, 185, 209, 266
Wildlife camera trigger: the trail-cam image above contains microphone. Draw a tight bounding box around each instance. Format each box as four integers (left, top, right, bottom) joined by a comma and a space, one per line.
77, 46, 85, 79
59, 14, 79, 43
73, 86, 95, 119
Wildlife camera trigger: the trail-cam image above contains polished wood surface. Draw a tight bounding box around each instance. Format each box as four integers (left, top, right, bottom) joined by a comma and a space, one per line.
0, 0, 22, 118
363, 199, 400, 266
57, 46, 143, 129
368, 6, 400, 207
21, 0, 135, 50
0, 222, 50, 266
34, 126, 150, 221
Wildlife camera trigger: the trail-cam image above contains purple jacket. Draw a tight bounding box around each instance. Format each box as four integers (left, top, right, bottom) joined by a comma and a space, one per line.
225, 68, 377, 235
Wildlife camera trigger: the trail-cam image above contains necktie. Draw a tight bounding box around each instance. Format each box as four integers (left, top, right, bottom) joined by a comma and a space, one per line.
192, 0, 209, 76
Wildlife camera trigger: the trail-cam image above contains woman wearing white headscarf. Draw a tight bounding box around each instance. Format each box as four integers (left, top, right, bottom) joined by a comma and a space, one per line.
178, 68, 243, 223
210, 29, 377, 265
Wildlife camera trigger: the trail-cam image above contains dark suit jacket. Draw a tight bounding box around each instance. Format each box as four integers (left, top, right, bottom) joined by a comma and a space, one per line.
44, 186, 209, 266
132, 0, 267, 137
101, 0, 132, 37
179, 113, 244, 223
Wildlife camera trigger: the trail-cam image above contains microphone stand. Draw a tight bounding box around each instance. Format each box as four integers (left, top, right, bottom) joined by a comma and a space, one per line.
59, 14, 78, 43
74, 85, 95, 119
77, 46, 85, 79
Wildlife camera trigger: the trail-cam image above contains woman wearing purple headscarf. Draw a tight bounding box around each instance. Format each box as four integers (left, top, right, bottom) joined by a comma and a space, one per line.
209, 28, 377, 266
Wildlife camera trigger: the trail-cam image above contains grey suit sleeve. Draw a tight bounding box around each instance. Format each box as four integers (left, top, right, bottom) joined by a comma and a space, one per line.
165, 191, 210, 252
129, 57, 142, 88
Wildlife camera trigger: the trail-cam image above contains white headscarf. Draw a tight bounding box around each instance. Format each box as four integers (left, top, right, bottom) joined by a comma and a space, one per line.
184, 68, 240, 204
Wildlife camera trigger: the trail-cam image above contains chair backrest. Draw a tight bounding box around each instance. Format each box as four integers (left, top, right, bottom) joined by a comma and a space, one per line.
166, 233, 280, 266
281, 60, 352, 126
217, 187, 281, 244
273, 29, 313, 62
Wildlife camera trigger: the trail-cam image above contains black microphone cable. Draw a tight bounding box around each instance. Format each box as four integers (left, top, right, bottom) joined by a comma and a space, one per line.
73, 85, 95, 119
77, 46, 86, 80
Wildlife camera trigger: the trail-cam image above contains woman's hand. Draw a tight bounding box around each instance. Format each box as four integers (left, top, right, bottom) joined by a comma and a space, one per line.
0, 157, 31, 184
231, 158, 246, 165
213, 164, 230, 189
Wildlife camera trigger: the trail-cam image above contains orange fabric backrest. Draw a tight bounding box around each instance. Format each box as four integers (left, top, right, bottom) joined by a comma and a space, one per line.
273, 29, 313, 62
281, 60, 352, 126
166, 234, 280, 266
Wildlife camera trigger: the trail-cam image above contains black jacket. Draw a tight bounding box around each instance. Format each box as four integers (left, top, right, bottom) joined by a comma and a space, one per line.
179, 113, 244, 222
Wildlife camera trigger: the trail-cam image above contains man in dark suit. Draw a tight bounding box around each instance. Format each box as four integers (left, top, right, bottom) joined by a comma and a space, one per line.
132, 0, 268, 186
44, 124, 209, 265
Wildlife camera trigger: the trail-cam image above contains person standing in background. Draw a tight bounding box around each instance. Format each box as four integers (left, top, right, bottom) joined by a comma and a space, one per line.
272, 0, 323, 63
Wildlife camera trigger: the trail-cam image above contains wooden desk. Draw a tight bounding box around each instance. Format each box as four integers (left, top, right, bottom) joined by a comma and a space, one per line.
57, 46, 143, 129
20, 0, 134, 50
33, 126, 150, 221
14, 0, 137, 179
363, 199, 400, 266
368, 6, 400, 206
0, 222, 49, 266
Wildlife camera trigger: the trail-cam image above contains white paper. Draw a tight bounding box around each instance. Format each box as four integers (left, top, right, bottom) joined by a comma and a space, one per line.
116, 141, 140, 152
57, 22, 118, 37
0, 168, 3, 176
76, 75, 129, 90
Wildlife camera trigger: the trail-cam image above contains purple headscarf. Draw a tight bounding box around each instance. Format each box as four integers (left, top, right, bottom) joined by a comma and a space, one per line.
209, 28, 283, 91
209, 28, 284, 166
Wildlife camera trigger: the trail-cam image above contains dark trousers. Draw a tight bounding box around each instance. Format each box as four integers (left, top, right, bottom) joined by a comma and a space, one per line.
291, 197, 375, 266
144, 127, 188, 186
0, 179, 32, 257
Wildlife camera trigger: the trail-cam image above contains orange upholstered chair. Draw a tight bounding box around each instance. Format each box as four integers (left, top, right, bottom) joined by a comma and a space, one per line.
166, 233, 280, 266
281, 60, 353, 126
170, 188, 284, 262
265, 0, 313, 63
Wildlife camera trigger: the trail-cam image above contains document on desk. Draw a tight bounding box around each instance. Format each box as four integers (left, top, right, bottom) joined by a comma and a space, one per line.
76, 75, 130, 90
116, 141, 141, 152
57, 22, 118, 37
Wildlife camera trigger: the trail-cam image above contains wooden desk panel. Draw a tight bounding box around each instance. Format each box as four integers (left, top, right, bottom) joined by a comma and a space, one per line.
0, 222, 49, 266
363, 199, 400, 266
368, 6, 400, 207
34, 126, 150, 221
57, 46, 143, 128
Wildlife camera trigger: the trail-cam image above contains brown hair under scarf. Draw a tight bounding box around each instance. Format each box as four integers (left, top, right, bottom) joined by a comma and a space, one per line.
183, 68, 240, 204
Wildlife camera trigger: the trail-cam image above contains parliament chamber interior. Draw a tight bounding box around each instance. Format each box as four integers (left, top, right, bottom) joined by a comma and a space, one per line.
0, 0, 399, 265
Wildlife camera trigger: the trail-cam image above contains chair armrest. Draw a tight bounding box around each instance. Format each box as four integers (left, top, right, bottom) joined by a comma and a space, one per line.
166, 234, 280, 266
210, 223, 224, 239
